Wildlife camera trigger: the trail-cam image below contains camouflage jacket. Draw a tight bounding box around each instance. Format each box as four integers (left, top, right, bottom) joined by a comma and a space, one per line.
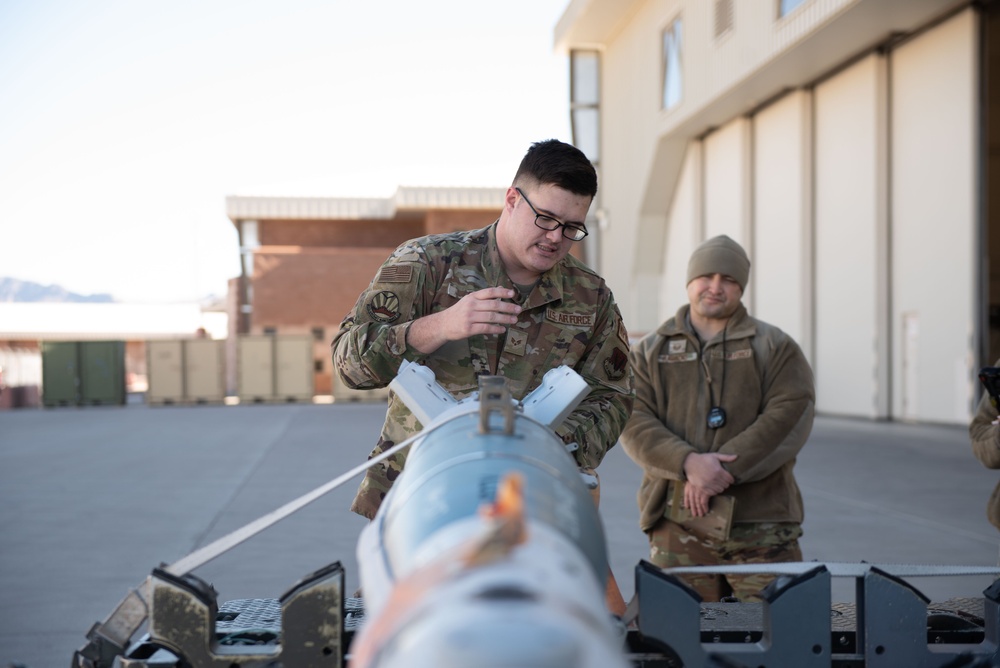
969, 364, 1000, 530
332, 222, 635, 519
620, 304, 815, 531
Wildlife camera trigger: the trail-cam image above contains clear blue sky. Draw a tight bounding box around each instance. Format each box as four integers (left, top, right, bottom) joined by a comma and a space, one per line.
0, 0, 572, 302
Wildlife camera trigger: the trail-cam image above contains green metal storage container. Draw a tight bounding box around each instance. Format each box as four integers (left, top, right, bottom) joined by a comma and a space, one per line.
41, 341, 126, 407
79, 341, 126, 405
41, 342, 80, 406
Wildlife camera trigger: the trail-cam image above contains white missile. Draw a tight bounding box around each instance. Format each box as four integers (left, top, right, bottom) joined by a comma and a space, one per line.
350, 362, 630, 668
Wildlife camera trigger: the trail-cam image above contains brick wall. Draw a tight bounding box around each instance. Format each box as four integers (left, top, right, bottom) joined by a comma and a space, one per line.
260, 218, 426, 247
251, 247, 390, 329
424, 209, 499, 235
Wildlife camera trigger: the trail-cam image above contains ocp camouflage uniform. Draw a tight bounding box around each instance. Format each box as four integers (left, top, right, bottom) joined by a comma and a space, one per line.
648, 521, 804, 601
332, 222, 635, 520
969, 358, 1000, 531
620, 303, 814, 601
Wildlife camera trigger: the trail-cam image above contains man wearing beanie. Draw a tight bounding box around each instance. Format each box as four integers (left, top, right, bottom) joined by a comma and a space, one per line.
620, 234, 815, 602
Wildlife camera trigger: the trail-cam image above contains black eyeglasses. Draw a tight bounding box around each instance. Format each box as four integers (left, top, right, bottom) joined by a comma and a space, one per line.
515, 187, 589, 241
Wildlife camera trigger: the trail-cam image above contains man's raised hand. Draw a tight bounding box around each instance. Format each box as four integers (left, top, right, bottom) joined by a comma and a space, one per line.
407, 287, 522, 354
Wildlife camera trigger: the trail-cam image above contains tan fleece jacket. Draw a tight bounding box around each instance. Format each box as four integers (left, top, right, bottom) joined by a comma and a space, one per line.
620, 304, 815, 532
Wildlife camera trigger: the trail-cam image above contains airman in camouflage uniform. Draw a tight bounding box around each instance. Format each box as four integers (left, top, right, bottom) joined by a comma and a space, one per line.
332, 139, 635, 522
621, 235, 815, 602
969, 360, 1000, 531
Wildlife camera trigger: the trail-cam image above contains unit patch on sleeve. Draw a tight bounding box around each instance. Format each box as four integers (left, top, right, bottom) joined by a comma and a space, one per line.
366, 290, 401, 323
603, 346, 628, 381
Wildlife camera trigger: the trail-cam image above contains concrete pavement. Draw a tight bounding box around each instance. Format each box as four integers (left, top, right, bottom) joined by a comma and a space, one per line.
1, 401, 998, 667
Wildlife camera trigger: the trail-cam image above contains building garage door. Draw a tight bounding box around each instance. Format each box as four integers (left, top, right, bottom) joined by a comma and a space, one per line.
752, 90, 811, 352
890, 9, 978, 424
813, 54, 886, 419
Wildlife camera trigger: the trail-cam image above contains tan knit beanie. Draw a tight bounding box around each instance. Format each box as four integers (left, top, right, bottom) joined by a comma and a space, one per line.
686, 235, 750, 291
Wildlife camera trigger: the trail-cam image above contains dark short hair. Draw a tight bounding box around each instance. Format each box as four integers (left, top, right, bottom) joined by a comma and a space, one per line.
512, 139, 597, 198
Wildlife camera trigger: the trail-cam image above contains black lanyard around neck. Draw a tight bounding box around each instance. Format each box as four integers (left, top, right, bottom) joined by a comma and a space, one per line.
706, 324, 727, 429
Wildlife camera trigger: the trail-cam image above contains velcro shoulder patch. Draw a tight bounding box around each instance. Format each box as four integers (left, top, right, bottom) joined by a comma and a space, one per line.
602, 346, 629, 381
617, 320, 629, 346
377, 265, 413, 284
366, 290, 402, 323
659, 352, 698, 363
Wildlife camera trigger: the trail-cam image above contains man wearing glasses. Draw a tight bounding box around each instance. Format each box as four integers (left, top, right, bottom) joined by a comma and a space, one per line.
332, 139, 634, 606
334, 138, 633, 514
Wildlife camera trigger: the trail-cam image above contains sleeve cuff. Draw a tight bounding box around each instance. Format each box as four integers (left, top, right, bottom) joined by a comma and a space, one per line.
390, 321, 431, 363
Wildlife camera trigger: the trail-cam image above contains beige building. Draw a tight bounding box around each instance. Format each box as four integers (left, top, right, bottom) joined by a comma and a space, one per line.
556, 0, 998, 424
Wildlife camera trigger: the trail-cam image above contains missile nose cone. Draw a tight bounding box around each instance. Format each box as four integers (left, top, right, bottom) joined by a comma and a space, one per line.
377, 610, 581, 668
438, 617, 580, 667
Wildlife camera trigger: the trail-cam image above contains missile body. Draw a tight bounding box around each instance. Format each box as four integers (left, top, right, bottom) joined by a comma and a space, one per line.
351, 363, 630, 668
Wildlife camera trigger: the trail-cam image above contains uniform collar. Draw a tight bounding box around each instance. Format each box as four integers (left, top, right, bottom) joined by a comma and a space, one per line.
661, 303, 754, 342
484, 221, 566, 308
482, 221, 506, 288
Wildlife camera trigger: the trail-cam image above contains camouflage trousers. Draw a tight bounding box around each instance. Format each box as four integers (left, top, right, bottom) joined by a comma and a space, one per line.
647, 518, 803, 602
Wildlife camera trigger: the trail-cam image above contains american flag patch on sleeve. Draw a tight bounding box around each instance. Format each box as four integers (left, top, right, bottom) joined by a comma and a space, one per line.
377, 265, 413, 283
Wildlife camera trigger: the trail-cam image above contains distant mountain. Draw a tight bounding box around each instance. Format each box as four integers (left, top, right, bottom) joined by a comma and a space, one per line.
0, 277, 116, 303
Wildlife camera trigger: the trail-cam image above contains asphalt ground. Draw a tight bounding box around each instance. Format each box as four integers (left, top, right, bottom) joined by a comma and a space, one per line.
2, 400, 999, 667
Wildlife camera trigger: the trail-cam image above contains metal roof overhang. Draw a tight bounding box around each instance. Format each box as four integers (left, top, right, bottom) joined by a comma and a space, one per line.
0, 303, 211, 341
225, 186, 507, 225
554, 0, 644, 52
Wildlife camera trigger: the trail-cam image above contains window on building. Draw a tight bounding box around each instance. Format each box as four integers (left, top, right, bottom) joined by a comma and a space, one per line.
571, 49, 601, 164
240, 220, 259, 278
263, 326, 277, 336
314, 359, 324, 372
662, 17, 683, 110
778, 0, 808, 17
714, 0, 733, 38
311, 326, 325, 342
